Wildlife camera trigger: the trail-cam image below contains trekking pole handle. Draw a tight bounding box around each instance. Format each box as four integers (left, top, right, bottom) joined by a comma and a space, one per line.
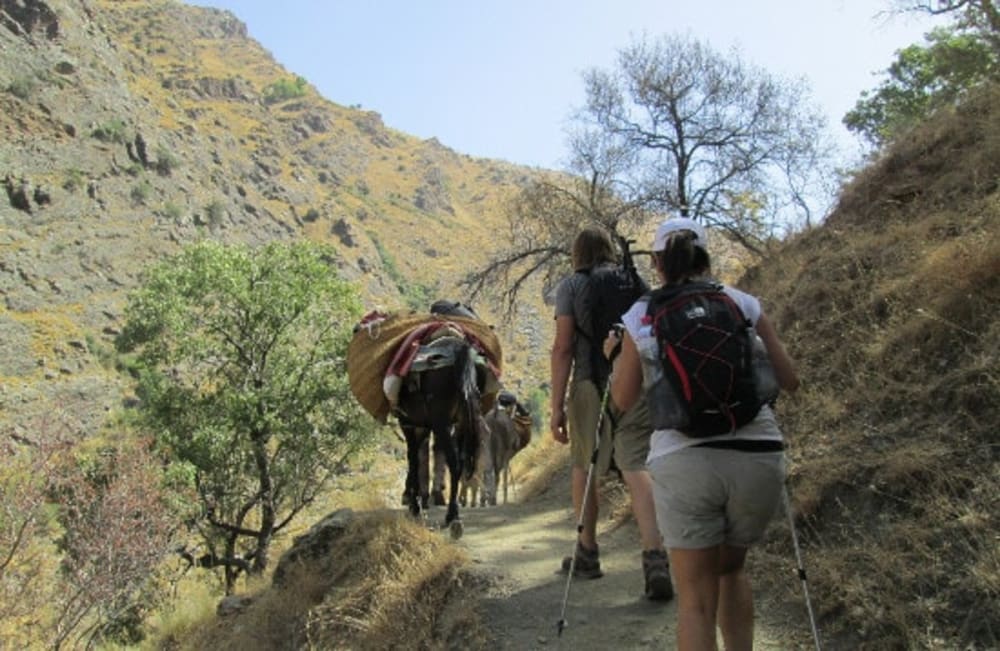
604, 324, 625, 362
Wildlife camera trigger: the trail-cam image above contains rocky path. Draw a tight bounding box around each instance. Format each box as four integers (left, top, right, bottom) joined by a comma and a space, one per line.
453, 467, 817, 650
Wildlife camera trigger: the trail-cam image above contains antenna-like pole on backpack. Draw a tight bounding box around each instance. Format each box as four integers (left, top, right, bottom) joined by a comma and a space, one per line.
617, 235, 638, 276
783, 483, 823, 651
616, 235, 649, 297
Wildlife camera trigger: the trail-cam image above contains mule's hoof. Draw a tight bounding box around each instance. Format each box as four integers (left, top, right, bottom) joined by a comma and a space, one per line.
449, 519, 464, 540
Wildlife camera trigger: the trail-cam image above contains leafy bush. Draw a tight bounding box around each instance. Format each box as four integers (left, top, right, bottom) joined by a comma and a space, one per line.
46, 440, 177, 648
262, 75, 307, 104
91, 119, 128, 144
204, 200, 225, 226
130, 180, 152, 205
7, 76, 36, 100
163, 201, 183, 222
62, 168, 85, 192
154, 146, 179, 176
523, 385, 548, 431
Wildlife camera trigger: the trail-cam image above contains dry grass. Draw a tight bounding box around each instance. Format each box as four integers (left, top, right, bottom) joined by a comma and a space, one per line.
507, 433, 568, 503
744, 84, 1000, 649
10, 3, 995, 648
174, 511, 488, 651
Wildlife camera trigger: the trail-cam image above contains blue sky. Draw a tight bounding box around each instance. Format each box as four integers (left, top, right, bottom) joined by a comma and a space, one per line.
190, 1, 946, 169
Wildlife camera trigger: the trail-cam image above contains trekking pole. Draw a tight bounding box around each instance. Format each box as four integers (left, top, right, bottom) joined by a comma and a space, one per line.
557, 327, 622, 637
783, 482, 822, 651
556, 379, 611, 637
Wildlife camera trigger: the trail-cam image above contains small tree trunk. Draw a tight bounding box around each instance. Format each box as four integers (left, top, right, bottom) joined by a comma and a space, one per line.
251, 435, 275, 574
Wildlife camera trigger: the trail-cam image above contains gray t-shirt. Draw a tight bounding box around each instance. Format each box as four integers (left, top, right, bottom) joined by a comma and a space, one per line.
554, 264, 617, 383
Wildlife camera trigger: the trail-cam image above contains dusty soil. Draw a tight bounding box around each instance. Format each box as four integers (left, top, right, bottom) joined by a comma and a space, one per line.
451, 465, 819, 650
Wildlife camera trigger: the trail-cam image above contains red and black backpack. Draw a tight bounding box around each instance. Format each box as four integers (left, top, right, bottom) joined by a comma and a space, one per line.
645, 281, 764, 437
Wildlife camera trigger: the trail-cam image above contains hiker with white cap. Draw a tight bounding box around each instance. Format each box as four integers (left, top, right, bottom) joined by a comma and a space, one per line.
609, 216, 800, 651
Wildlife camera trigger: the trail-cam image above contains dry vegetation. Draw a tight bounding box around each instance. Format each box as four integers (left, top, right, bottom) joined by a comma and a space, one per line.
187, 85, 1000, 651
169, 511, 489, 651
3, 2, 997, 649
742, 84, 1000, 649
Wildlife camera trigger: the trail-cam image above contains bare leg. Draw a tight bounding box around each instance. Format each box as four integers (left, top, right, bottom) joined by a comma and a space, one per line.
717, 545, 753, 651
670, 547, 721, 651
572, 465, 599, 549
622, 469, 662, 551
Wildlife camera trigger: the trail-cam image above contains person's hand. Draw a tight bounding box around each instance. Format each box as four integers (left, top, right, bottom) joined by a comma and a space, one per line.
603, 324, 624, 361
550, 407, 568, 445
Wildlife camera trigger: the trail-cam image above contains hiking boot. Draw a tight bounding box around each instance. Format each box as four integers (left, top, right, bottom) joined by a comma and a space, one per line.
560, 542, 603, 579
642, 549, 674, 601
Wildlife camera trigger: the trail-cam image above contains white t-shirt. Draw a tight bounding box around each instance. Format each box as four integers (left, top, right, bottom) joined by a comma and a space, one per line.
620, 284, 784, 465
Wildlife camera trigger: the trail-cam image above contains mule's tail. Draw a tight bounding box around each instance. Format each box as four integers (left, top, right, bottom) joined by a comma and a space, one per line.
453, 341, 482, 481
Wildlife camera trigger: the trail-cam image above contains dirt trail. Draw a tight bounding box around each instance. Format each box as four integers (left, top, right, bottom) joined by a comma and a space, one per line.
453, 466, 816, 650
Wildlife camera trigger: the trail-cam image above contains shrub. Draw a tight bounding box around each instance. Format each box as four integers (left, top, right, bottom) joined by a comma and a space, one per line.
7, 76, 36, 100
262, 75, 307, 104
163, 202, 183, 222
130, 180, 151, 205
91, 119, 128, 144
154, 146, 179, 176
63, 168, 85, 192
204, 201, 225, 226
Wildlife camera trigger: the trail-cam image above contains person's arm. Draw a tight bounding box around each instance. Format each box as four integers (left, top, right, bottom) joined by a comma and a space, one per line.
549, 314, 575, 444
610, 332, 642, 412
755, 312, 800, 392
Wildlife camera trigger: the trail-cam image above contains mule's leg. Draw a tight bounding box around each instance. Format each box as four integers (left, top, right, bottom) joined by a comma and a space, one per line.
435, 422, 463, 537
431, 445, 447, 506
417, 434, 430, 510
402, 426, 424, 518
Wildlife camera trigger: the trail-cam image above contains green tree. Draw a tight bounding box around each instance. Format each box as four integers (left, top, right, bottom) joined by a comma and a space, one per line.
892, 1, 1000, 48
844, 26, 998, 146
116, 241, 373, 592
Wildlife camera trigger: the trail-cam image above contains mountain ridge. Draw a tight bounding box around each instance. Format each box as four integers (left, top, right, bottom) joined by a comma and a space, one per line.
1, 0, 551, 436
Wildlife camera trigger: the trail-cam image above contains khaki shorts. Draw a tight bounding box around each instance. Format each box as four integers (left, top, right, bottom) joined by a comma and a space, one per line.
568, 381, 652, 474
649, 446, 785, 549
609, 398, 652, 472
567, 380, 613, 473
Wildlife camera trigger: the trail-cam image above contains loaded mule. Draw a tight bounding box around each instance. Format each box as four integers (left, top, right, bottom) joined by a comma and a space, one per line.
392, 320, 498, 539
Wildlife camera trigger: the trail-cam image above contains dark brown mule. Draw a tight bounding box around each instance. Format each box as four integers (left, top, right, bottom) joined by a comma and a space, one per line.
394, 335, 482, 539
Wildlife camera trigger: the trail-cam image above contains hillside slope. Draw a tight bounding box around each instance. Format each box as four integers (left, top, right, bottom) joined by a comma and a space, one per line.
741, 84, 999, 649
179, 86, 998, 650
0, 0, 550, 438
